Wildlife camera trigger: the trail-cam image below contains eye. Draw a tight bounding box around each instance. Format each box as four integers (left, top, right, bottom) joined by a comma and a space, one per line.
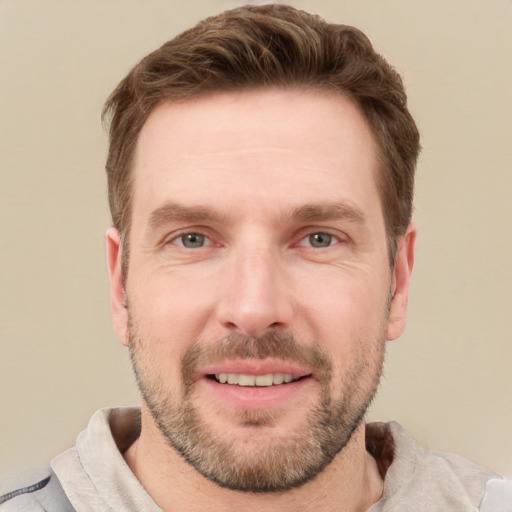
174, 233, 209, 249
299, 232, 338, 248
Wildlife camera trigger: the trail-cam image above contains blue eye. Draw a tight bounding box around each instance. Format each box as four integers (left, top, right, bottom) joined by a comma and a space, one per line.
177, 233, 207, 248
307, 232, 334, 248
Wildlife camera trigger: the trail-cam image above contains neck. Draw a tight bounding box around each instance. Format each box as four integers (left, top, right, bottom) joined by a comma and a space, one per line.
124, 407, 383, 512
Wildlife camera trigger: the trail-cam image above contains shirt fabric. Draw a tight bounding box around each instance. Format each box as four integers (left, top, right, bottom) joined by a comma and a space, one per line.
1, 406, 509, 511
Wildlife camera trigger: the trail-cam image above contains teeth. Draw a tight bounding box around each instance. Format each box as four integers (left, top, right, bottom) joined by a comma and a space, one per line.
273, 373, 284, 385
239, 374, 255, 386
227, 374, 239, 385
255, 374, 273, 386
214, 373, 297, 386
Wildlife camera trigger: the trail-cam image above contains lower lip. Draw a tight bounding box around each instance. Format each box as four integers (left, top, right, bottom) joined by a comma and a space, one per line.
200, 376, 313, 409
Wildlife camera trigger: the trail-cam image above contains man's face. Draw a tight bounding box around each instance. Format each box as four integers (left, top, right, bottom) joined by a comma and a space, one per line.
107, 89, 414, 492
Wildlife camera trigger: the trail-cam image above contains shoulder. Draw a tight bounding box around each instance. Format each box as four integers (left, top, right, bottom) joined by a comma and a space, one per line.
367, 421, 504, 511
0, 468, 75, 512
479, 478, 512, 512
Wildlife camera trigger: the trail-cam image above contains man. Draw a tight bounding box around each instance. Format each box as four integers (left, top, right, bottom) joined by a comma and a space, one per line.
1, 4, 509, 511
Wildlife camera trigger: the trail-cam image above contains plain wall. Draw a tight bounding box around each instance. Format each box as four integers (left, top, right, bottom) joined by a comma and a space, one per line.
1, 0, 511, 478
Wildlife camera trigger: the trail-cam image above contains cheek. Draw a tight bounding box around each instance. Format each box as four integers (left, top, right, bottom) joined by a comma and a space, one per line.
293, 266, 390, 386
294, 264, 390, 332
128, 266, 220, 339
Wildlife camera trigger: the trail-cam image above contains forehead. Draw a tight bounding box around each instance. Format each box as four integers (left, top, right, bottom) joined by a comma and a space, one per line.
131, 88, 382, 222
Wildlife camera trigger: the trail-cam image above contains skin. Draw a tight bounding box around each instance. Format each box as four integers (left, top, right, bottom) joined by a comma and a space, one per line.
107, 89, 415, 511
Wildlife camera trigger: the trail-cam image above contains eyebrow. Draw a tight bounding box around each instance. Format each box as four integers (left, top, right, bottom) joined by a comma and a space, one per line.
146, 200, 367, 232
147, 201, 229, 231
286, 202, 367, 225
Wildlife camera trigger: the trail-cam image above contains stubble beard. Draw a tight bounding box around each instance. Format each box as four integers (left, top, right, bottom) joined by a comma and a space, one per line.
128, 322, 386, 493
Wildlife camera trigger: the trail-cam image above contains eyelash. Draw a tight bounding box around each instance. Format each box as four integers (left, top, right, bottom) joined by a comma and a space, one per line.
168, 232, 213, 249
165, 229, 344, 250
296, 231, 342, 249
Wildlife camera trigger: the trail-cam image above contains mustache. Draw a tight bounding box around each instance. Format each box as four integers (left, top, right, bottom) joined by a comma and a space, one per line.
181, 331, 333, 388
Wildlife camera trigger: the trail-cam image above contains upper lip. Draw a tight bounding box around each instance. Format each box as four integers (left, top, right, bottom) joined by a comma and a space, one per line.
199, 359, 313, 380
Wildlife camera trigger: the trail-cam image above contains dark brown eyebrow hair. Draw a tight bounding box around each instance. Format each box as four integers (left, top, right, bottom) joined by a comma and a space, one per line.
147, 201, 229, 231
147, 200, 366, 232
286, 202, 367, 225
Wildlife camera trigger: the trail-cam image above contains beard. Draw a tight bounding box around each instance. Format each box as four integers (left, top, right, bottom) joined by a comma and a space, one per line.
128, 320, 386, 493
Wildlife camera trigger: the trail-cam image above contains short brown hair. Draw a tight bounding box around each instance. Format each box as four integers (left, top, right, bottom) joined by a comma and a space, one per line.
103, 4, 420, 270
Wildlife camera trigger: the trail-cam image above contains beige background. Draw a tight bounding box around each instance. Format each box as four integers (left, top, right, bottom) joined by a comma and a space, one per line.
1, 0, 511, 479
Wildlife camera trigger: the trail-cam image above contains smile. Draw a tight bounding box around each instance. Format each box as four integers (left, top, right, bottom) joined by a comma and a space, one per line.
201, 367, 314, 409
212, 373, 300, 386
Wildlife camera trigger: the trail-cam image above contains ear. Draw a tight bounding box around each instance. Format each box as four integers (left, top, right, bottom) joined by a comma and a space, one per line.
106, 227, 129, 347
386, 223, 416, 341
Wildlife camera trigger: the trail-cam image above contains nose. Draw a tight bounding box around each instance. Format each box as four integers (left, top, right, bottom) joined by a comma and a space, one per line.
216, 245, 294, 336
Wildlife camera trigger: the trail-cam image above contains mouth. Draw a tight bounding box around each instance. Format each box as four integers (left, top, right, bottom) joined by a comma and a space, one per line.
209, 372, 306, 387
197, 360, 315, 409
196, 364, 315, 410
